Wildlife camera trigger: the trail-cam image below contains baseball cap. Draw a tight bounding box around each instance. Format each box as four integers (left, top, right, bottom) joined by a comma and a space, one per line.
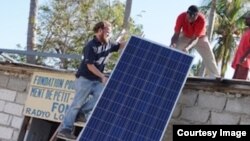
187, 5, 199, 18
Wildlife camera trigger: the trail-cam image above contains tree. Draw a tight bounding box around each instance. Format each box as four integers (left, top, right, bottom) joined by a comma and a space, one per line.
201, 0, 248, 77
213, 0, 247, 77
36, 0, 143, 69
26, 0, 38, 64
37, 0, 96, 69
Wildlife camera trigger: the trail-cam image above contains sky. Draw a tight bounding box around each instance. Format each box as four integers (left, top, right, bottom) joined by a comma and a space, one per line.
0, 0, 233, 78
0, 0, 30, 50
131, 0, 202, 45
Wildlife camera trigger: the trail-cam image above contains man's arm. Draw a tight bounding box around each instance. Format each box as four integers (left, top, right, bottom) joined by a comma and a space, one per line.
171, 13, 184, 47
182, 36, 199, 52
170, 32, 180, 47
87, 64, 108, 84
119, 41, 127, 49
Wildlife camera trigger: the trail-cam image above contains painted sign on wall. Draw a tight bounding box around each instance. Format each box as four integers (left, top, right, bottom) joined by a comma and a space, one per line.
24, 72, 75, 122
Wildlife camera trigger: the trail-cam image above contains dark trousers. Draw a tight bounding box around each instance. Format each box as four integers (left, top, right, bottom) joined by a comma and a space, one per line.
233, 64, 249, 80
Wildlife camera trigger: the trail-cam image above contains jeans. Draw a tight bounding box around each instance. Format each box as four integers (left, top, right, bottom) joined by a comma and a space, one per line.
61, 76, 104, 131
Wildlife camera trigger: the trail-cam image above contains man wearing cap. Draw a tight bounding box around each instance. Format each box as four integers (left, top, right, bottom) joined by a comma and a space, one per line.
170, 5, 220, 78
231, 11, 250, 80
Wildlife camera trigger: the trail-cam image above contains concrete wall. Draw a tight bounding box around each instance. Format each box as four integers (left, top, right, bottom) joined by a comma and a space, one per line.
163, 78, 250, 141
0, 64, 249, 141
0, 71, 29, 141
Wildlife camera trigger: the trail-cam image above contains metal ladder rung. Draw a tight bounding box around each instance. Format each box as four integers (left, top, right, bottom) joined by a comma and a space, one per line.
49, 122, 85, 141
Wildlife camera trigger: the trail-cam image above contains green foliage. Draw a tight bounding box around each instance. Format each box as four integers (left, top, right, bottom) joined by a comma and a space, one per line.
36, 0, 143, 70
200, 0, 248, 77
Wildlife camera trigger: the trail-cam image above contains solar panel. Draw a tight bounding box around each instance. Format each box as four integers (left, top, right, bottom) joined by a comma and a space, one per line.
78, 36, 193, 141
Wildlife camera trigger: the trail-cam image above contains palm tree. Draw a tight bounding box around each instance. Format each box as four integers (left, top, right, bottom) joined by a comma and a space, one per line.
201, 0, 247, 77
26, 0, 38, 64
213, 0, 247, 77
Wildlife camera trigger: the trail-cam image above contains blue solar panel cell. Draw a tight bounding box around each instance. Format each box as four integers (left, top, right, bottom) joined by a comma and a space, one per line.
78, 36, 193, 141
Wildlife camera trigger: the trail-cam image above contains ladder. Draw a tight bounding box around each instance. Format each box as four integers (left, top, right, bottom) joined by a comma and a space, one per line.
49, 121, 85, 141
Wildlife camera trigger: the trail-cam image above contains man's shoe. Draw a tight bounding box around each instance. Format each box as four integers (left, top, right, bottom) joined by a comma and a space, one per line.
57, 129, 76, 140
76, 114, 87, 123
216, 76, 223, 82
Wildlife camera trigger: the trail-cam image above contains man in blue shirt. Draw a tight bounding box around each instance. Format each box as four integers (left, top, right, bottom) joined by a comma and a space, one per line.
58, 21, 125, 139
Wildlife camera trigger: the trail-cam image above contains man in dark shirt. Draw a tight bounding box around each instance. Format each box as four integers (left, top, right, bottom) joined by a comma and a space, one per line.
58, 21, 125, 139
